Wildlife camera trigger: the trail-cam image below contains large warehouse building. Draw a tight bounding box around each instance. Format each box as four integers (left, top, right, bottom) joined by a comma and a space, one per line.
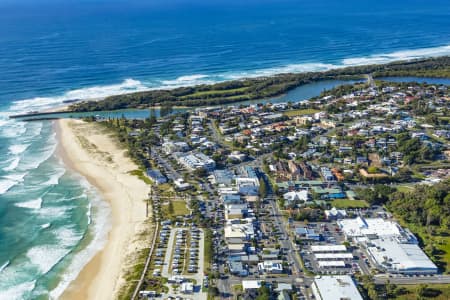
312, 275, 363, 300
338, 217, 437, 274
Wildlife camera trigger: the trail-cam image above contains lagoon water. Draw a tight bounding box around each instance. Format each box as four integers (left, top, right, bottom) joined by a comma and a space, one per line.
0, 0, 450, 298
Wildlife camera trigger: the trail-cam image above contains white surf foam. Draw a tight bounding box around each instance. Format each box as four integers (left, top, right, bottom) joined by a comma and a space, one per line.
160, 74, 215, 88
0, 173, 26, 194
56, 226, 83, 245
40, 205, 75, 218
0, 122, 26, 138
25, 227, 82, 277
224, 63, 338, 80
0, 119, 9, 127
156, 44, 450, 89
342, 44, 450, 66
8, 143, 30, 155
43, 167, 66, 186
18, 135, 57, 172
2, 157, 20, 172
86, 202, 92, 225
49, 177, 111, 300
4, 44, 448, 118
9, 78, 149, 113
0, 280, 36, 300
15, 197, 43, 210
24, 122, 44, 139
26, 245, 71, 275
41, 223, 51, 229
177, 74, 208, 81
0, 261, 9, 274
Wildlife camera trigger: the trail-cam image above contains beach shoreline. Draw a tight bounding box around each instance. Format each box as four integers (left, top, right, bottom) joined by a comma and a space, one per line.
56, 119, 151, 300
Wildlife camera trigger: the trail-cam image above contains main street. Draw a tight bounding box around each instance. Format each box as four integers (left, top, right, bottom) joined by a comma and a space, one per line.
261, 167, 304, 278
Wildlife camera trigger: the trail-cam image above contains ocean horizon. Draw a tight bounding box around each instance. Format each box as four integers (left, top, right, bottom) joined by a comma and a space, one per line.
0, 0, 450, 298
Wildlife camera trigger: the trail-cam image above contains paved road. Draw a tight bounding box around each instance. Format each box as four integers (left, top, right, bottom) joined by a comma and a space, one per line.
208, 122, 228, 149
151, 147, 182, 181
161, 228, 176, 278
266, 194, 303, 276
374, 274, 450, 285
366, 74, 376, 88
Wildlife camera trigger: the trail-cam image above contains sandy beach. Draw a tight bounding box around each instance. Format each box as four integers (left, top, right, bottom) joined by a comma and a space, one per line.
57, 119, 151, 300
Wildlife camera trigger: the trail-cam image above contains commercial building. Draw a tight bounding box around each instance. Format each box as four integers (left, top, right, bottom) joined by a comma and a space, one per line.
258, 260, 283, 274
317, 261, 346, 268
212, 169, 234, 185
229, 261, 248, 276
174, 178, 192, 191
324, 207, 347, 220
162, 141, 190, 154
312, 275, 363, 300
311, 244, 353, 269
311, 245, 348, 253
225, 203, 248, 220
283, 190, 309, 204
295, 227, 321, 241
146, 169, 167, 184
242, 280, 261, 291
367, 238, 438, 274
314, 253, 353, 261
338, 217, 438, 274
177, 152, 216, 171
224, 221, 255, 243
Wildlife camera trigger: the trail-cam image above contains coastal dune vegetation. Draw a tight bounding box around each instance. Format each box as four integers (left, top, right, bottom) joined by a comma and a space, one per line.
69, 56, 450, 112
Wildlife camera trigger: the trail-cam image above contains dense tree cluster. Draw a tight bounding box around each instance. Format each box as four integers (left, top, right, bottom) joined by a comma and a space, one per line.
99, 116, 160, 168
396, 133, 439, 165
387, 182, 450, 231
357, 182, 450, 231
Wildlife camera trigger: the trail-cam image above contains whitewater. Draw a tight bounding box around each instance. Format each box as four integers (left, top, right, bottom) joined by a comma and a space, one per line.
8, 44, 450, 111
0, 43, 449, 299
1, 0, 450, 296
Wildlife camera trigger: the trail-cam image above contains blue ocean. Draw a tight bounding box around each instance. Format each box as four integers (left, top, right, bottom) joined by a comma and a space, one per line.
0, 0, 449, 298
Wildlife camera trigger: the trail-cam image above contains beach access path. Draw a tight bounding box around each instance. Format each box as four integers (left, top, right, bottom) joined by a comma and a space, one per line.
57, 119, 151, 300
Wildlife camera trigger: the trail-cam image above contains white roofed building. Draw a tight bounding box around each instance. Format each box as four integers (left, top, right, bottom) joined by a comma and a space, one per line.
283, 190, 309, 205
325, 207, 347, 220
258, 260, 283, 274
367, 238, 438, 274
318, 261, 346, 268
338, 217, 437, 274
224, 220, 255, 243
311, 245, 347, 253
314, 253, 353, 261
242, 280, 261, 291
312, 275, 363, 300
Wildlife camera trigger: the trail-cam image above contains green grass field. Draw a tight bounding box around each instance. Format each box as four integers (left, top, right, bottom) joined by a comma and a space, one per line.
283, 108, 320, 117
129, 169, 153, 185
162, 200, 190, 218
180, 87, 249, 99
395, 185, 414, 193
331, 199, 369, 208
394, 284, 450, 300
172, 201, 190, 215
